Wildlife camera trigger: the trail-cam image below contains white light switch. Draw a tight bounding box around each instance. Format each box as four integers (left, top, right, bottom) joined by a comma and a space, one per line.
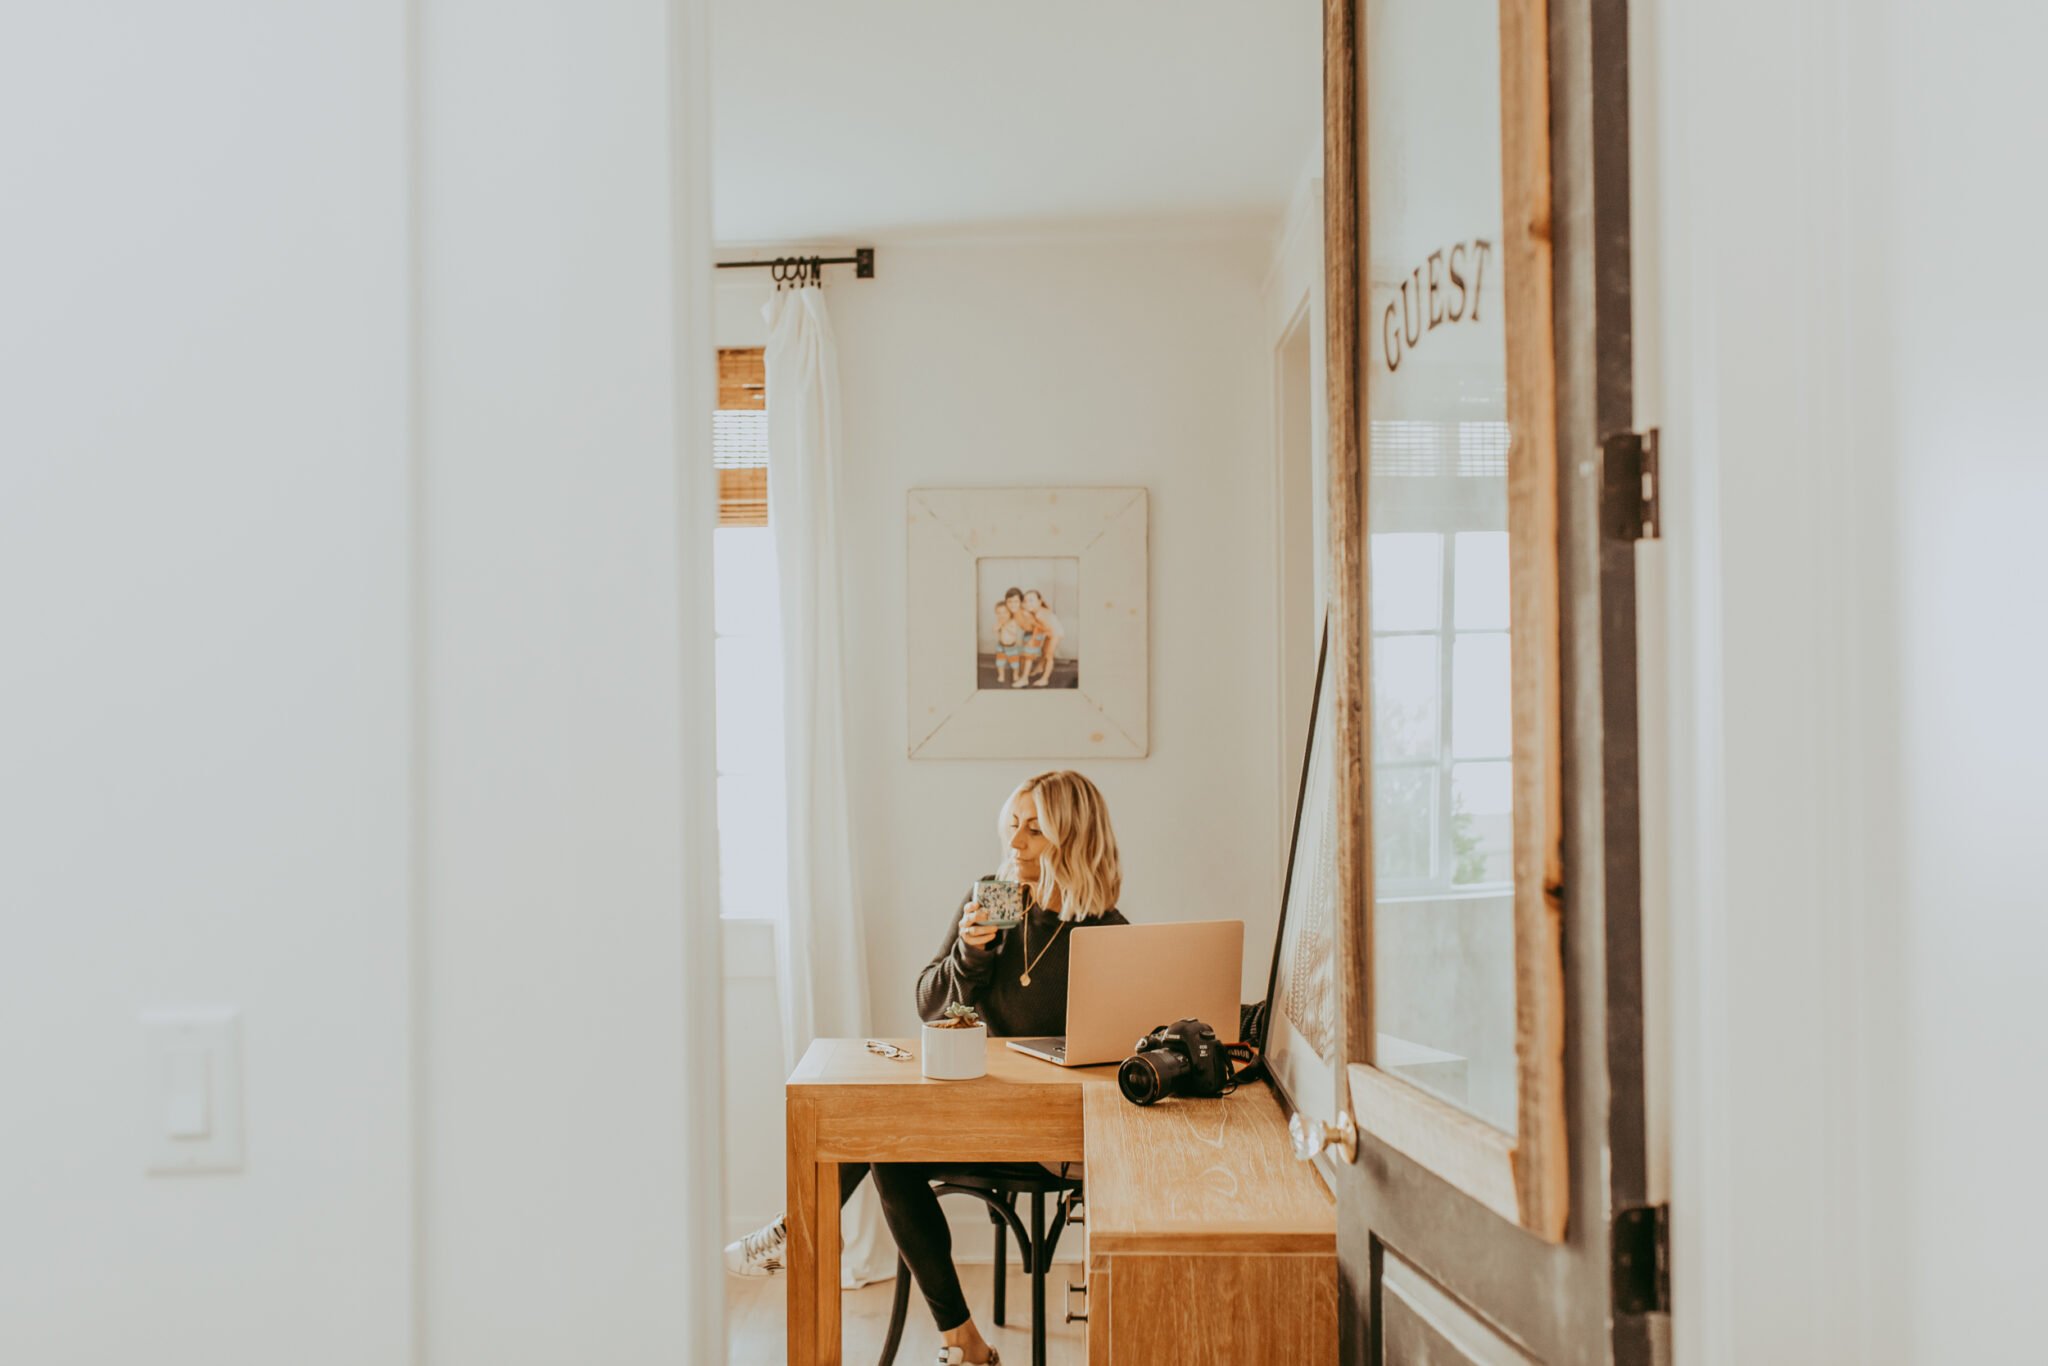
142, 1009, 242, 1175
163, 1051, 211, 1138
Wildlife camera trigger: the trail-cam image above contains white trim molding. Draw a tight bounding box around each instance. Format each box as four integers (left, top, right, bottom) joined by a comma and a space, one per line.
1652, 0, 1907, 1359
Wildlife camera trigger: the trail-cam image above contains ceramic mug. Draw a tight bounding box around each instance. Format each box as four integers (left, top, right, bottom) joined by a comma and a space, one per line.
974, 876, 1026, 928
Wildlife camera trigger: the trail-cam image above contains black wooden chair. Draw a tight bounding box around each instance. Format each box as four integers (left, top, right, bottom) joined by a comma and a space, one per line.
874, 1167, 1085, 1366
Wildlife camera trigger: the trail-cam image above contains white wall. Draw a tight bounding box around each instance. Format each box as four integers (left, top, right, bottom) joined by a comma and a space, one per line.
1889, 1, 2048, 1355
0, 3, 725, 1363
718, 228, 1284, 1237
1655, 0, 2048, 1361
415, 1, 723, 1362
831, 235, 1281, 1034
0, 6, 414, 1363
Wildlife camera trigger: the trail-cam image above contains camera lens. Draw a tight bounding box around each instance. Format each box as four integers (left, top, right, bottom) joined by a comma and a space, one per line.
1118, 1048, 1191, 1106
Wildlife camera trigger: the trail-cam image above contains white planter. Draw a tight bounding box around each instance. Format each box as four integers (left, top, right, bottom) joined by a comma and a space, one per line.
920, 1022, 988, 1080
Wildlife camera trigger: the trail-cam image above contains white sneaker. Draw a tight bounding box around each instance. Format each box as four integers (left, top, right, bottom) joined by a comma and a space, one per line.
936, 1350, 999, 1365
724, 1216, 786, 1277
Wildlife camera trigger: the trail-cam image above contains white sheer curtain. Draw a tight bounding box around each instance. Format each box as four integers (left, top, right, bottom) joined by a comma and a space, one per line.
763, 285, 893, 1285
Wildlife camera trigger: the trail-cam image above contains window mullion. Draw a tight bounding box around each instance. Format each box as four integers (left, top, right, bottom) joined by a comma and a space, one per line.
1436, 530, 1459, 893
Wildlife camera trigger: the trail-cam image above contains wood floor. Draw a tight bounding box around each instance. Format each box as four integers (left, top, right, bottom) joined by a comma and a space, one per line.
729, 1263, 1088, 1365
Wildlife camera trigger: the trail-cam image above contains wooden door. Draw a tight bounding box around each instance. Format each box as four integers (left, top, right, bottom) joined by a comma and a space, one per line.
1302, 0, 1658, 1361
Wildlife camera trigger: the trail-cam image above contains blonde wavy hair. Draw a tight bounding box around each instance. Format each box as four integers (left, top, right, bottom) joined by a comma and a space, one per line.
999, 770, 1122, 922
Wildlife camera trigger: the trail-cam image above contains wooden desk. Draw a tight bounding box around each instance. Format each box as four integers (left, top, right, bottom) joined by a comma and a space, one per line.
786, 1037, 1336, 1364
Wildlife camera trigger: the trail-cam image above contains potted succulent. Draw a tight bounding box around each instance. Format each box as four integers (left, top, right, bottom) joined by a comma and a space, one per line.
921, 1001, 988, 1080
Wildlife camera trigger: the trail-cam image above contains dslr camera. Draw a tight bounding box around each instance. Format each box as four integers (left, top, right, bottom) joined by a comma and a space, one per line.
1117, 1018, 1235, 1106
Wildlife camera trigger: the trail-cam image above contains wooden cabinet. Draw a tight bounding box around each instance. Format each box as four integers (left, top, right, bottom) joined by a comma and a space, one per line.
1081, 1083, 1337, 1363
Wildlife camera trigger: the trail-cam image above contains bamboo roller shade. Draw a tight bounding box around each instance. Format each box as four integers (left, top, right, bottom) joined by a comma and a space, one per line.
717, 468, 768, 528
716, 348, 767, 527
719, 348, 766, 410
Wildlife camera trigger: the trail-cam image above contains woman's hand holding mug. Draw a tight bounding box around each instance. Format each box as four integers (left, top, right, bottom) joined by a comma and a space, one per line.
959, 897, 1000, 950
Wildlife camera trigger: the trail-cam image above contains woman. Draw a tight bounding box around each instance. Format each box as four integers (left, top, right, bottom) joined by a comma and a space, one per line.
1002, 586, 1043, 690
1020, 589, 1063, 687
725, 770, 1128, 1366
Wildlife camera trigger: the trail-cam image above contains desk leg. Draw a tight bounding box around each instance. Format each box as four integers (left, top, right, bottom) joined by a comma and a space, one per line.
816, 1160, 841, 1363
786, 1095, 841, 1364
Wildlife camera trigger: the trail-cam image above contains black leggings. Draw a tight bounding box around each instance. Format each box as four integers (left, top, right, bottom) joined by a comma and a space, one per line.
837, 1161, 1053, 1333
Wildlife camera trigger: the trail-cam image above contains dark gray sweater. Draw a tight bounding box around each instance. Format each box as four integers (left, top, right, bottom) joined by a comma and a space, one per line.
914, 886, 1129, 1037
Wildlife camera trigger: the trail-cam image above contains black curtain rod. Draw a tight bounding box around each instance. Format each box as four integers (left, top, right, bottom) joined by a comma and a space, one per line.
716, 247, 875, 280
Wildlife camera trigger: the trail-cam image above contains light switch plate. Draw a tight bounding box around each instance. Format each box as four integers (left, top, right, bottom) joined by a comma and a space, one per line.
141, 1008, 243, 1175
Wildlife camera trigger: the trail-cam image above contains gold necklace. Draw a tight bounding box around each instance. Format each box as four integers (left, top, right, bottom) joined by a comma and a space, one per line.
1018, 914, 1066, 988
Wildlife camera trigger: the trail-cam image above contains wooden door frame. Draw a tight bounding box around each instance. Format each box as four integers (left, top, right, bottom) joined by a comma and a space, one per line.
1323, 0, 1650, 1357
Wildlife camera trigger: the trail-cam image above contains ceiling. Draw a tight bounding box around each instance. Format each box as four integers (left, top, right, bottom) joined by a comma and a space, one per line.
710, 1, 1323, 246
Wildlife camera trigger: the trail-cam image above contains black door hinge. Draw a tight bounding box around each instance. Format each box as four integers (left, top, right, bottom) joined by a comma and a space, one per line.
1601, 429, 1661, 542
1612, 1203, 1670, 1314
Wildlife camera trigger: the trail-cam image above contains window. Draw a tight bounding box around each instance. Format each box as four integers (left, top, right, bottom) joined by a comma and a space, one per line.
713, 347, 786, 920
1368, 415, 1515, 897
716, 348, 768, 526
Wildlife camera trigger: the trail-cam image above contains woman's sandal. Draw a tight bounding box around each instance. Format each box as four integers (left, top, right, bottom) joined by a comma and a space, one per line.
936, 1349, 999, 1365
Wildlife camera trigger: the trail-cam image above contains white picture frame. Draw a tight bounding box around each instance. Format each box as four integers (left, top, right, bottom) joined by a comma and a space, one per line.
907, 487, 1149, 759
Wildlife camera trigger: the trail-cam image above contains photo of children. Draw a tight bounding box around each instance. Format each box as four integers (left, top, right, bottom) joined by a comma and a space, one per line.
975, 558, 1080, 690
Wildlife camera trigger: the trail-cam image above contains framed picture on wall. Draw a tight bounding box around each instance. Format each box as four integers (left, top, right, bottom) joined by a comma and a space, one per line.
1264, 616, 1342, 1172
906, 486, 1148, 759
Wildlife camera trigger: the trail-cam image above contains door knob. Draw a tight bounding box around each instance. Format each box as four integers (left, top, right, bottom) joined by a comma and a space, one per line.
1289, 1108, 1359, 1165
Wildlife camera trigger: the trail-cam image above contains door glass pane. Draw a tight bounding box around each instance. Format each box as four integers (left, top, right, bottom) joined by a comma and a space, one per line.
1450, 633, 1512, 759
1450, 761, 1513, 885
1373, 765, 1437, 883
1372, 635, 1439, 762
1453, 531, 1510, 629
1364, 0, 1519, 1133
1370, 532, 1442, 632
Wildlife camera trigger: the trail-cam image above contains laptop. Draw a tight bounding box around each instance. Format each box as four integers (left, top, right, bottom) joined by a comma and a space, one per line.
1005, 919, 1244, 1066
